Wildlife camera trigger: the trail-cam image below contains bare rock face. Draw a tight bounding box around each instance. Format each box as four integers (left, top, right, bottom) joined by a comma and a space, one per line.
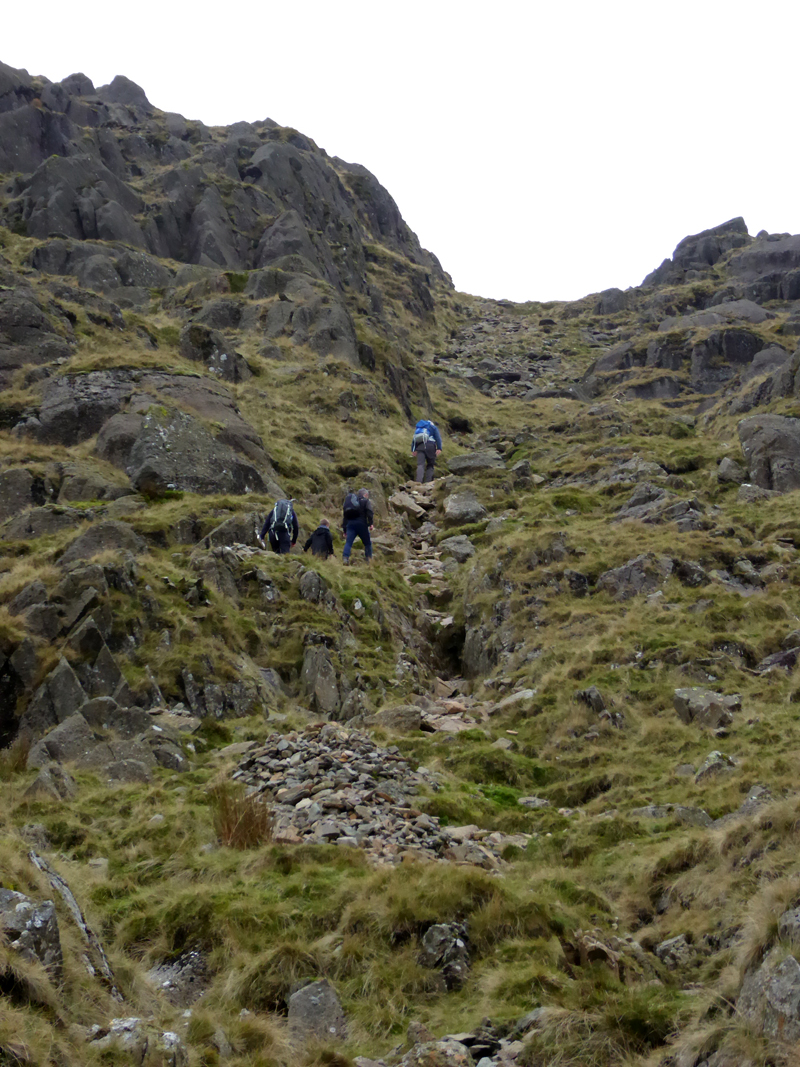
0, 468, 52, 522
0, 888, 63, 981
27, 712, 98, 768
0, 505, 86, 542
596, 554, 673, 601
642, 217, 751, 286
288, 979, 347, 1044
147, 949, 210, 1007
127, 409, 266, 497
738, 414, 800, 492
18, 657, 87, 740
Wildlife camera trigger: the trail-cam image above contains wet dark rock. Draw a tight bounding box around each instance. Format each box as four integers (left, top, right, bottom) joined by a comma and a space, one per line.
576, 686, 606, 714
8, 580, 48, 616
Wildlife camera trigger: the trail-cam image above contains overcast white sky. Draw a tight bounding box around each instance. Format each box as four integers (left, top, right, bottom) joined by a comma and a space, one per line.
4, 1, 798, 302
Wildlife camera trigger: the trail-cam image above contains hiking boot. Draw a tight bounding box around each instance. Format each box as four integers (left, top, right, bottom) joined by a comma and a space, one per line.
342, 558, 350, 566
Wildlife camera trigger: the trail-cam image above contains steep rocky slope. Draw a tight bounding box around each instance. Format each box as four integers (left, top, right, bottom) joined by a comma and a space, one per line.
3, 57, 800, 1067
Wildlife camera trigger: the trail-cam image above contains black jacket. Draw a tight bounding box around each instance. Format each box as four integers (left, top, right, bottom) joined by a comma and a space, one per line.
304, 526, 335, 558
261, 507, 299, 543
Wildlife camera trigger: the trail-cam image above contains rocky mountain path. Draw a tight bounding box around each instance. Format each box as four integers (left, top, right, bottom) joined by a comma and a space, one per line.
437, 299, 596, 401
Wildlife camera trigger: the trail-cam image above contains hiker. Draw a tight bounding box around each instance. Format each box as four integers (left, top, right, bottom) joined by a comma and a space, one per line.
411, 417, 443, 483
303, 518, 335, 559
342, 488, 374, 564
258, 499, 298, 555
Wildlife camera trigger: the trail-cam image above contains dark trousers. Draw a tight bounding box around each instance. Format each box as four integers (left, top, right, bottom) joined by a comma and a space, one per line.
269, 533, 292, 554
343, 519, 372, 560
415, 440, 437, 483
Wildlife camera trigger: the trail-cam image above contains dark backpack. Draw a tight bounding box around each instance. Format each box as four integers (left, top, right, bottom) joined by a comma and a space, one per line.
343, 491, 361, 520
271, 499, 294, 531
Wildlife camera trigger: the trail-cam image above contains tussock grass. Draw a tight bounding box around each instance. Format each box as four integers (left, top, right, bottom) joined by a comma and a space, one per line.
210, 784, 274, 850
0, 737, 30, 780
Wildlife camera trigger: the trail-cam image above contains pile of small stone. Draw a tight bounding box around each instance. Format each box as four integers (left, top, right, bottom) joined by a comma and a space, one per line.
233, 724, 509, 866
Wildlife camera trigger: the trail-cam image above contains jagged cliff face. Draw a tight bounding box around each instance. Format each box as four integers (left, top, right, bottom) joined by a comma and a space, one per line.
5, 56, 800, 1067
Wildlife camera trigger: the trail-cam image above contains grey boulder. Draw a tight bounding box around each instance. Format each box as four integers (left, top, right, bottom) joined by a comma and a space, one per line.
447, 450, 505, 474
288, 979, 347, 1043
673, 688, 741, 729
438, 535, 475, 563
717, 457, 746, 484
443, 492, 487, 526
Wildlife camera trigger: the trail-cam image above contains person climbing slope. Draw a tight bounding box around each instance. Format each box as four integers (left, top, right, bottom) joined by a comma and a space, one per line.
258, 499, 298, 554
303, 518, 335, 559
411, 417, 443, 483
342, 488, 374, 565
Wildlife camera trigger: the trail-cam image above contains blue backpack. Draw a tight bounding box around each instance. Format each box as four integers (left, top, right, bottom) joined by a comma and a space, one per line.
413, 420, 433, 449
